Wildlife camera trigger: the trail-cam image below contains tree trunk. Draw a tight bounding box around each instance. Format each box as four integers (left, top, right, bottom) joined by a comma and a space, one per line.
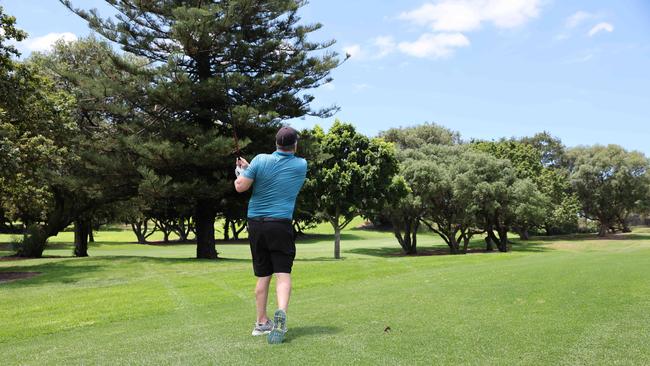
74, 219, 89, 257
448, 235, 460, 254
519, 228, 529, 240
173, 217, 190, 242
88, 222, 95, 243
394, 220, 418, 255
293, 220, 304, 240
334, 225, 341, 259
18, 225, 50, 258
409, 221, 419, 255
131, 222, 147, 244
234, 220, 246, 239
223, 218, 230, 241
485, 234, 495, 252
462, 236, 471, 254
195, 201, 218, 259
598, 222, 608, 237
18, 192, 73, 258
230, 220, 239, 240
497, 228, 509, 252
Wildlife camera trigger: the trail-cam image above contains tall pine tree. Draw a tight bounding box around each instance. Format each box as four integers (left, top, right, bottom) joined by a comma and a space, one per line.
61, 0, 341, 258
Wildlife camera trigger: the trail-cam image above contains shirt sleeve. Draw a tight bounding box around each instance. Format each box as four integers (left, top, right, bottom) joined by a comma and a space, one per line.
242, 155, 260, 180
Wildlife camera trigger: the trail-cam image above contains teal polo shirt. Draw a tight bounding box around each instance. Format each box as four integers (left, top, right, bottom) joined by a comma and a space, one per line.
242, 151, 308, 220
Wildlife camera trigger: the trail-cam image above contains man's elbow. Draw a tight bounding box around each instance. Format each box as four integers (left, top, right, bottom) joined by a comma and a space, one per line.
234, 178, 252, 193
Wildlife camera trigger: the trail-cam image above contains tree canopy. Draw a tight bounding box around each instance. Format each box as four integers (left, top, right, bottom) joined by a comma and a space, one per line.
62, 0, 342, 258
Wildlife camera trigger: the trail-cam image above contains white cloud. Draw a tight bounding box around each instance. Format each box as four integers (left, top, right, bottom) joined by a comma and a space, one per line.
343, 44, 363, 59
566, 11, 594, 28
398, 33, 470, 58
22, 32, 78, 52
342, 36, 397, 61
400, 2, 481, 32
399, 0, 541, 32
373, 36, 397, 58
588, 22, 614, 37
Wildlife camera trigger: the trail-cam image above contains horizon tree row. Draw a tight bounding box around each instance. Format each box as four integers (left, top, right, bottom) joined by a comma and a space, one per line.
382, 123, 650, 255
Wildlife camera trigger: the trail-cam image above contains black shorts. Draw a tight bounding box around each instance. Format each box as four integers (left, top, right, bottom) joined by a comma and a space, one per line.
247, 219, 296, 277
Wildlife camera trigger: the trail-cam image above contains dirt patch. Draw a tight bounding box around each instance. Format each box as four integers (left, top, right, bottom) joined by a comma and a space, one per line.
0, 272, 41, 283
0, 256, 30, 261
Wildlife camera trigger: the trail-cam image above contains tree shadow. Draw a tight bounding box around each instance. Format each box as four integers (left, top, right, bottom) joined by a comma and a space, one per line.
0, 260, 105, 287
346, 247, 402, 257
294, 257, 344, 262
509, 241, 555, 253
346, 242, 556, 257
296, 233, 364, 244
284, 325, 341, 343
0, 255, 248, 287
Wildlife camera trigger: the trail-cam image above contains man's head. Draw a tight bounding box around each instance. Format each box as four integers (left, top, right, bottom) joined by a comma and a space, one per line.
276, 126, 299, 152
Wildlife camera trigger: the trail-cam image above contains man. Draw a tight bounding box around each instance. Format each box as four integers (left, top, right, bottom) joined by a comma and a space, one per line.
234, 126, 308, 345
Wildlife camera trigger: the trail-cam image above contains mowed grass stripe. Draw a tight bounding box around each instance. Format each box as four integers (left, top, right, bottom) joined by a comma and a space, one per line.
1, 227, 650, 365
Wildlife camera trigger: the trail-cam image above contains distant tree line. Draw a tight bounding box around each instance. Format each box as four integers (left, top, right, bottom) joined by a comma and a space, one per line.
381, 123, 650, 255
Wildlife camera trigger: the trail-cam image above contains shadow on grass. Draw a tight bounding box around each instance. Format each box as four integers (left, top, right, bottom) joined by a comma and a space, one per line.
294, 256, 344, 262
509, 241, 555, 253
285, 325, 341, 343
0, 260, 104, 286
525, 232, 650, 242
296, 233, 364, 244
346, 247, 403, 257
346, 242, 555, 258
0, 255, 248, 287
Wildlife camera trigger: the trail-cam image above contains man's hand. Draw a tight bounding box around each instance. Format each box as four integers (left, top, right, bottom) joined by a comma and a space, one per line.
237, 157, 250, 169
234, 157, 254, 193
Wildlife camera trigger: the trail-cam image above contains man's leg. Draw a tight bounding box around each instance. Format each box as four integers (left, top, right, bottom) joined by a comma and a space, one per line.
275, 273, 291, 312
255, 275, 272, 324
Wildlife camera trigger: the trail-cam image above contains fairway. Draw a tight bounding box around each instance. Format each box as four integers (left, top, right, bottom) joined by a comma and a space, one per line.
2, 225, 650, 365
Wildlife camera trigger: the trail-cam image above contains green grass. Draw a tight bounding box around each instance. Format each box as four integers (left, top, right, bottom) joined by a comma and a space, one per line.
2, 223, 650, 365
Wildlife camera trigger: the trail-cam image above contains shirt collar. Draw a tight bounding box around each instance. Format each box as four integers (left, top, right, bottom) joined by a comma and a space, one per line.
274, 150, 295, 157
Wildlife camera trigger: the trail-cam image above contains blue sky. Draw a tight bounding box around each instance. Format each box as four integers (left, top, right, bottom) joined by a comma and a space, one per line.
4, 0, 650, 154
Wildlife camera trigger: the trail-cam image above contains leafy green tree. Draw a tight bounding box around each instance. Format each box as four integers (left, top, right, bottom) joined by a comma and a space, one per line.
381, 122, 460, 150
567, 145, 650, 236
453, 150, 547, 252
536, 168, 580, 235
519, 133, 580, 235
473, 139, 543, 181
310, 121, 399, 259
0, 6, 26, 69
394, 145, 483, 254
63, 0, 341, 259
291, 128, 325, 237
381, 176, 416, 254
473, 138, 575, 239
1, 61, 78, 257
28, 38, 142, 257
520, 131, 567, 168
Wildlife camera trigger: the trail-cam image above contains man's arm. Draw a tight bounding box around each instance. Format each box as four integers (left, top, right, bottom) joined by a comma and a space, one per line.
234, 157, 254, 192
235, 176, 254, 193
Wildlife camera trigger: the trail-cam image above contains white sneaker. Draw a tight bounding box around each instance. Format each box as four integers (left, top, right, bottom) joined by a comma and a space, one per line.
252, 319, 274, 336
